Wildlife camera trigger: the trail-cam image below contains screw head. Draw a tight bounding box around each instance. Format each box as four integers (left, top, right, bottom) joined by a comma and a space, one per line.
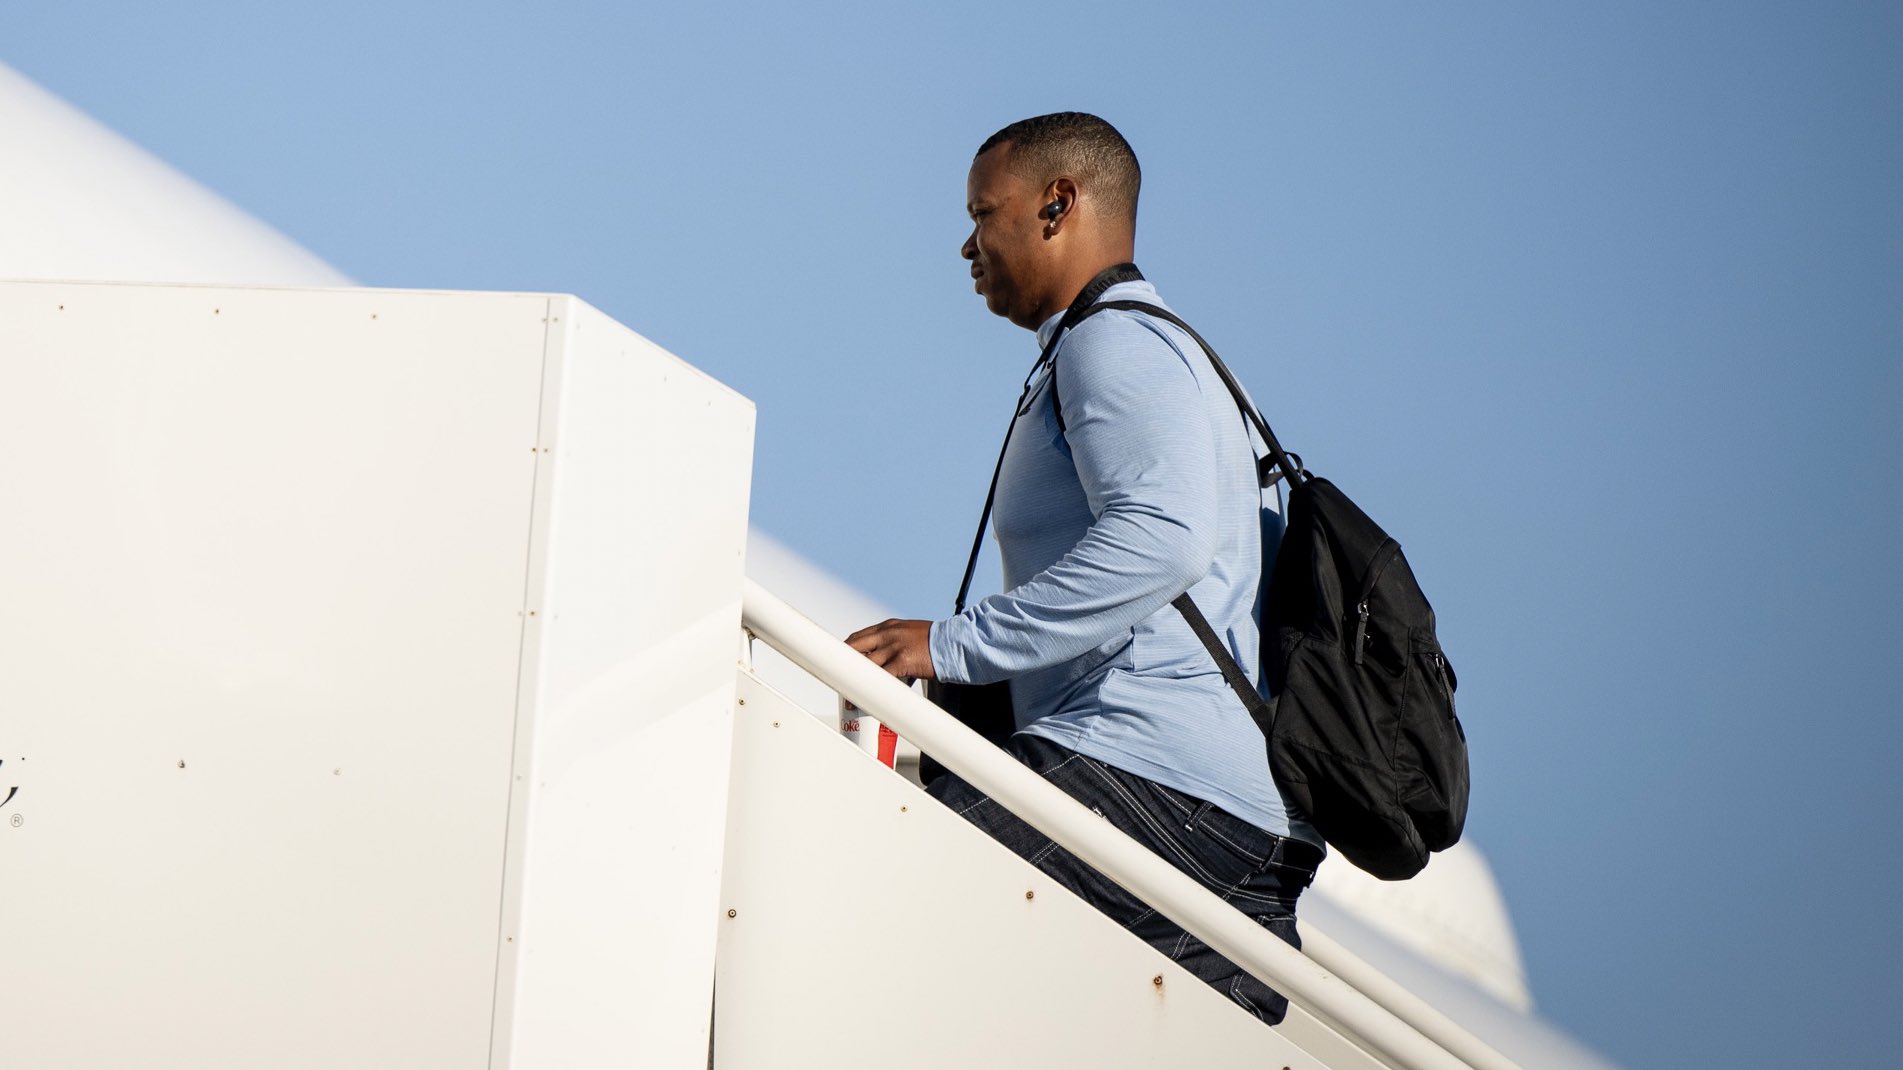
1024, 890, 1035, 901
726, 909, 737, 919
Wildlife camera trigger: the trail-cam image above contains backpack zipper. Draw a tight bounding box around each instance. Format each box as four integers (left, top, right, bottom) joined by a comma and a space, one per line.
1352, 539, 1402, 666
1429, 651, 1456, 708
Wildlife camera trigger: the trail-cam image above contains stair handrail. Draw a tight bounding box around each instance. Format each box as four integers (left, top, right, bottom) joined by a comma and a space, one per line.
740, 578, 1519, 1070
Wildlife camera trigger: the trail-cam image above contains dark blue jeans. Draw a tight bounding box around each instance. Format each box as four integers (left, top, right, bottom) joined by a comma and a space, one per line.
927, 734, 1320, 1025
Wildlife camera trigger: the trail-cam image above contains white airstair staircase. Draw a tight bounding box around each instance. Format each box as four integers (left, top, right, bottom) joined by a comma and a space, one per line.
0, 280, 1561, 1069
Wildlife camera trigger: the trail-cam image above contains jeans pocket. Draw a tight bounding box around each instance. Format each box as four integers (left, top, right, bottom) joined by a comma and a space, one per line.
1254, 910, 1302, 952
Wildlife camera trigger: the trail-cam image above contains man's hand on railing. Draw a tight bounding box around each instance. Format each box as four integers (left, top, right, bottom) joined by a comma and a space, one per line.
845, 618, 938, 684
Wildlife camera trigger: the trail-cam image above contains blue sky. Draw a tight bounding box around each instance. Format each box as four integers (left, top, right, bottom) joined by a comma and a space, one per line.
6, 2, 1899, 1065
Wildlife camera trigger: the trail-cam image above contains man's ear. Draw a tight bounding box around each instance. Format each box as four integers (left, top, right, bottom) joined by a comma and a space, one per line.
1043, 176, 1081, 235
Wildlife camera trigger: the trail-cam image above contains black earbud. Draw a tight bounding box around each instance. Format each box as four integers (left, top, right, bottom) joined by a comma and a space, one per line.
1042, 199, 1065, 221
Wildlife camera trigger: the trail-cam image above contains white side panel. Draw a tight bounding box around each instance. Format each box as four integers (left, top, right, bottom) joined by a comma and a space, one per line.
0, 282, 549, 1067
496, 298, 755, 1068
714, 671, 1330, 1069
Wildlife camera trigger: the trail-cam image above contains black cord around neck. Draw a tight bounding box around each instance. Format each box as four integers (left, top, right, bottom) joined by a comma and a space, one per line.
952, 262, 1145, 613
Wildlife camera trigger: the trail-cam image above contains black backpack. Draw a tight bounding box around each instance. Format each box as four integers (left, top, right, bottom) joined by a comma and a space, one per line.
1062, 297, 1469, 880
1254, 475, 1468, 878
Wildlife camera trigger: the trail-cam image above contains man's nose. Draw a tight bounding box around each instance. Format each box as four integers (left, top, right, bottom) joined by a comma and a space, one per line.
960, 229, 977, 260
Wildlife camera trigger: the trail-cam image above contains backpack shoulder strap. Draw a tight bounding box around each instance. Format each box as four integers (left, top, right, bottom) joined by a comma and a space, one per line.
1051, 300, 1304, 490
1172, 592, 1274, 725
1050, 300, 1306, 725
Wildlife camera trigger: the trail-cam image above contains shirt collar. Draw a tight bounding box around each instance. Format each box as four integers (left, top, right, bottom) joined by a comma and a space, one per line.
1035, 278, 1158, 350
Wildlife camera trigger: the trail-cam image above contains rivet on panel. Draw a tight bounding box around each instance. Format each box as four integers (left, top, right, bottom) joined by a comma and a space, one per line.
726, 909, 737, 919
771, 720, 780, 728
1152, 975, 1164, 988
899, 805, 908, 813
1024, 890, 1035, 901
737, 698, 746, 706
177, 760, 186, 769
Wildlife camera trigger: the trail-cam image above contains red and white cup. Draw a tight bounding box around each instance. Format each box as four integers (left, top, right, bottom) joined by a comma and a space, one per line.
840, 697, 899, 768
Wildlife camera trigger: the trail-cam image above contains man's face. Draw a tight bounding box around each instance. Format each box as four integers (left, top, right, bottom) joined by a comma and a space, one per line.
962, 144, 1052, 330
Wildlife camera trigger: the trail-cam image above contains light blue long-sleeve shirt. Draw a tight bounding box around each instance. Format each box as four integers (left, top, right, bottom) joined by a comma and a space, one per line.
929, 280, 1310, 839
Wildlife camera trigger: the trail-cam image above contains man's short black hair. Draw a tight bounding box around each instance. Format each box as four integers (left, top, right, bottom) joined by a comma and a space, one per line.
976, 112, 1141, 226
